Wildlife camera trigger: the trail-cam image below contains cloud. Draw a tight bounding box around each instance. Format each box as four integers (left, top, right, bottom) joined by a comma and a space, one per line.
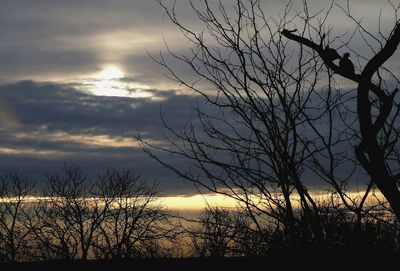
3, 0, 396, 84
0, 76, 367, 195
0, 80, 202, 194
0, 100, 21, 129
0, 0, 199, 82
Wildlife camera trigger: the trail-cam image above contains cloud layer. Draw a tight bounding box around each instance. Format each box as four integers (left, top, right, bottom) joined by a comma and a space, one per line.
0, 80, 203, 194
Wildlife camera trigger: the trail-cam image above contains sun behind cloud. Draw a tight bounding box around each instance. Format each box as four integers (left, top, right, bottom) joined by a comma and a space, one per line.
97, 65, 125, 80
78, 64, 155, 99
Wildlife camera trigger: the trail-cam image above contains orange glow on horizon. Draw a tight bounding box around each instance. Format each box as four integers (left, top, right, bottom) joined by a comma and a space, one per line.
159, 194, 239, 211
157, 190, 386, 211
0, 191, 386, 212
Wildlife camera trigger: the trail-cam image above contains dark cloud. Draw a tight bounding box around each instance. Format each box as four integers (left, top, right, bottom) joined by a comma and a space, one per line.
0, 80, 196, 135
0, 80, 203, 195
0, 78, 368, 195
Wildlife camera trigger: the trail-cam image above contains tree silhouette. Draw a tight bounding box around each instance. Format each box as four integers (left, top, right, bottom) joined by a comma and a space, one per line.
187, 207, 269, 257
92, 169, 176, 259
140, 0, 400, 244
188, 207, 236, 257
0, 174, 34, 262
32, 164, 107, 260
25, 165, 176, 261
281, 1, 400, 220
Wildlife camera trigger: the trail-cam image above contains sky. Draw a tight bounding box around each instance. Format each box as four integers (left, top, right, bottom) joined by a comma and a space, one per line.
0, 0, 399, 197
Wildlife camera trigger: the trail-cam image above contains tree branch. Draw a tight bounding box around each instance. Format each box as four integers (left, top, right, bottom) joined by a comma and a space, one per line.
281, 29, 389, 101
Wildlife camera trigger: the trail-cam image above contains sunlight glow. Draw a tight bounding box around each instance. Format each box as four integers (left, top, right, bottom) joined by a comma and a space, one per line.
160, 191, 387, 211
160, 194, 239, 210
77, 64, 158, 99
12, 130, 164, 149
92, 65, 127, 97
0, 130, 165, 158
98, 66, 125, 80
0, 192, 386, 212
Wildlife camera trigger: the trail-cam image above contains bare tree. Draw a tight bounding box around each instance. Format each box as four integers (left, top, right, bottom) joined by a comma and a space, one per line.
188, 207, 236, 257
30, 164, 107, 260
0, 165, 178, 262
281, 0, 400, 220
0, 174, 34, 262
190, 207, 273, 257
92, 169, 176, 259
140, 0, 400, 233
140, 0, 337, 242
138, 0, 346, 246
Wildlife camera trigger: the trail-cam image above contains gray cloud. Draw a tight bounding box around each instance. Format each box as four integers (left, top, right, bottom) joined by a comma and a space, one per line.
0, 0, 200, 81
2, 0, 396, 82
0, 80, 205, 195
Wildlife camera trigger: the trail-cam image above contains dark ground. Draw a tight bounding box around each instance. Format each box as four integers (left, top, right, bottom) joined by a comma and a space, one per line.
1, 253, 397, 271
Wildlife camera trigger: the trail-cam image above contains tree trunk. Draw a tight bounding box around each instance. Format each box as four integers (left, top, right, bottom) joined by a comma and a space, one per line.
358, 78, 400, 221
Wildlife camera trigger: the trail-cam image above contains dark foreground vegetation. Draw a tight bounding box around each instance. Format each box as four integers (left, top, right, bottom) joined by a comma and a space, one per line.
1, 254, 398, 271
141, 0, 400, 263
0, 165, 399, 266
0, 165, 177, 262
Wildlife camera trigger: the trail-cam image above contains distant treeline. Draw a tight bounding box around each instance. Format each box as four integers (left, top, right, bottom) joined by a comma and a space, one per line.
0, 165, 399, 263
0, 165, 176, 262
